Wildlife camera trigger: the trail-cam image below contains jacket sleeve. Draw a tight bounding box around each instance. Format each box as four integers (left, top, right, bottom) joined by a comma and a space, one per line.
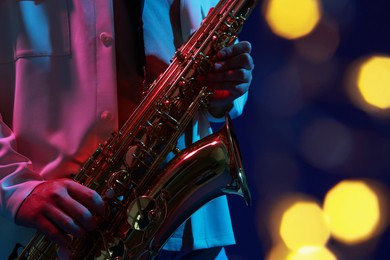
180, 0, 249, 123
0, 115, 44, 221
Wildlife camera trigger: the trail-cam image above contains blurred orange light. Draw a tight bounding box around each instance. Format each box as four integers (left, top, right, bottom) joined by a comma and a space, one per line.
323, 180, 381, 244
263, 0, 322, 39
346, 55, 390, 116
288, 246, 337, 260
357, 56, 390, 109
267, 243, 290, 260
280, 201, 330, 250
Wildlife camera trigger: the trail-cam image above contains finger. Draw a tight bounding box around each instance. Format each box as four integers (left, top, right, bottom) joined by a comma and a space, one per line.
214, 52, 254, 71
57, 194, 99, 231
217, 41, 252, 60
66, 180, 106, 217
45, 206, 85, 238
39, 217, 72, 247
208, 82, 250, 106
206, 80, 243, 90
209, 90, 236, 107
207, 68, 252, 85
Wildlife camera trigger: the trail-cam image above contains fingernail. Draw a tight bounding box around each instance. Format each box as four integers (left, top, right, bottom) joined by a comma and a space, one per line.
214, 62, 224, 70
218, 49, 226, 58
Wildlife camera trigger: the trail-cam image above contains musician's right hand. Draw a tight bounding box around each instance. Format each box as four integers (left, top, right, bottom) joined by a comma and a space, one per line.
15, 178, 105, 248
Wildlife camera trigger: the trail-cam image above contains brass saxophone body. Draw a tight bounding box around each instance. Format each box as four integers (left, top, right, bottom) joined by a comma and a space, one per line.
17, 0, 257, 259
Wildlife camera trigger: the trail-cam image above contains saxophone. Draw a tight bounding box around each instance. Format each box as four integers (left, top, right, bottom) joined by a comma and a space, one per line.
16, 0, 257, 259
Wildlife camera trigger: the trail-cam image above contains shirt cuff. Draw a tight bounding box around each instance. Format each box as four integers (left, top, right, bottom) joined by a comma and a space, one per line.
207, 92, 248, 123
0, 167, 44, 221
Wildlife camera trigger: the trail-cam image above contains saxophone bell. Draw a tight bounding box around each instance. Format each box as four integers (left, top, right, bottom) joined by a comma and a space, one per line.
122, 114, 251, 258
222, 114, 251, 206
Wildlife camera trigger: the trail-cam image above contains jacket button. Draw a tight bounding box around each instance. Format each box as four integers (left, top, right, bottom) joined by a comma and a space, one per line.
99, 32, 113, 47
100, 111, 114, 122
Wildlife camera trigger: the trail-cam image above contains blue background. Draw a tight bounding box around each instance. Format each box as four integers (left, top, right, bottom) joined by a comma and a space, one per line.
222, 0, 390, 259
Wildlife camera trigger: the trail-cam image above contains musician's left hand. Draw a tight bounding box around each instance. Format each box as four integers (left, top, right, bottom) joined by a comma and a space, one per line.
205, 41, 254, 117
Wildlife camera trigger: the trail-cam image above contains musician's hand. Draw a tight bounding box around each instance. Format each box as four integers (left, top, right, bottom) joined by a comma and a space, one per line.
205, 41, 254, 118
15, 178, 105, 249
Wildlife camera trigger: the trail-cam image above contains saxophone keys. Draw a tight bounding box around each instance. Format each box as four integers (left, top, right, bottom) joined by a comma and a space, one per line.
173, 147, 181, 155
127, 196, 160, 231
106, 169, 132, 198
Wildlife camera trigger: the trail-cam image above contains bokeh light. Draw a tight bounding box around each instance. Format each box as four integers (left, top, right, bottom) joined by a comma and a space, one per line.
294, 19, 340, 63
280, 201, 330, 250
287, 246, 336, 260
300, 118, 353, 170
358, 56, 390, 109
267, 243, 290, 260
225, 0, 390, 259
346, 55, 390, 116
323, 180, 381, 244
268, 194, 315, 246
263, 0, 322, 39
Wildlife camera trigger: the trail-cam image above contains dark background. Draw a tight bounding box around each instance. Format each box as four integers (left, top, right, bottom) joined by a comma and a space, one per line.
222, 0, 390, 259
